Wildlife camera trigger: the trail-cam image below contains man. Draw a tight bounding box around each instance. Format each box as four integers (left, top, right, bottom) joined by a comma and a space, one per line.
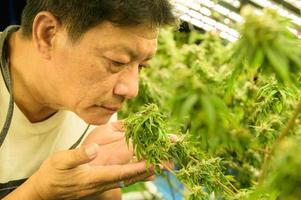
0, 0, 176, 199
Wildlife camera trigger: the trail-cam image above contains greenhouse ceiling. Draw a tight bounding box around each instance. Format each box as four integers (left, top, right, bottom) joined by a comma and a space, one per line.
172, 0, 301, 42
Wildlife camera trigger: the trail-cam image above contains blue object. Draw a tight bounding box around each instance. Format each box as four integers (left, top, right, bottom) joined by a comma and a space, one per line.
153, 172, 184, 200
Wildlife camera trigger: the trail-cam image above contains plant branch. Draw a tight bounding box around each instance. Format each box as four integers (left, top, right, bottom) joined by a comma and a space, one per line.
259, 99, 301, 184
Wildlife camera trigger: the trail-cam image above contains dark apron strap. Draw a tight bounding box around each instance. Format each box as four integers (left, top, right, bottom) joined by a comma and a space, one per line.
0, 178, 27, 199
0, 25, 19, 148
69, 124, 90, 149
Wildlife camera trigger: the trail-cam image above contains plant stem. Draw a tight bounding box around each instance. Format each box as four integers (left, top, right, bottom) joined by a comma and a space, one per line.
160, 161, 237, 197
160, 162, 193, 193
217, 168, 239, 193
189, 154, 239, 194
215, 179, 236, 196
259, 99, 301, 184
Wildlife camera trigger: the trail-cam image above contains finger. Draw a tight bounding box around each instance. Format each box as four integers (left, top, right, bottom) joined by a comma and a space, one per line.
51, 143, 99, 170
168, 134, 179, 143
81, 169, 154, 195
90, 161, 151, 183
145, 175, 156, 181
161, 161, 175, 170
118, 171, 154, 187
104, 169, 155, 190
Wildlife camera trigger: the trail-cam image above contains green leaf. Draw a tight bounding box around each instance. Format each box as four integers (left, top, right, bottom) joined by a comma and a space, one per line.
248, 48, 264, 78
264, 46, 290, 84
180, 94, 199, 117
201, 95, 216, 134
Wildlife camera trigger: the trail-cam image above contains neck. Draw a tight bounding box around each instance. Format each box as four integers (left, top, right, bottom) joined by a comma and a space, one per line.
8, 30, 57, 123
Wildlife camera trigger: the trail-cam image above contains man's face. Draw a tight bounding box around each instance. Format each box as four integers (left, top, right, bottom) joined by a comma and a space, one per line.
43, 22, 158, 125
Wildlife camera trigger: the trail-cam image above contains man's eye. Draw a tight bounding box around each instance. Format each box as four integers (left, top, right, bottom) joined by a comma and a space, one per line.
112, 61, 126, 67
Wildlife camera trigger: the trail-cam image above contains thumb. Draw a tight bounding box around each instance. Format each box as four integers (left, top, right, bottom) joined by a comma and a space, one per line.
52, 143, 99, 170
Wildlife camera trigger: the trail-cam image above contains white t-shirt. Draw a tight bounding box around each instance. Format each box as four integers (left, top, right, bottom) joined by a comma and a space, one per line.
0, 70, 96, 183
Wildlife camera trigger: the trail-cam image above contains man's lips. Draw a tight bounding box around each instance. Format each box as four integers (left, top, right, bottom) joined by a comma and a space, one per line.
98, 105, 120, 112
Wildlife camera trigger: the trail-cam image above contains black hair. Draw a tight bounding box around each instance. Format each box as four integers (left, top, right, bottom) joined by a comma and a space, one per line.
21, 0, 177, 41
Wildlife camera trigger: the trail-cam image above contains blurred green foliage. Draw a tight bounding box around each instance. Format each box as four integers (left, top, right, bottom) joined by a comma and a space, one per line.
120, 6, 301, 200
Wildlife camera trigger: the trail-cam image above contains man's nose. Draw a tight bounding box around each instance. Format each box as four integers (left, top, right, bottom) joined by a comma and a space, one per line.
113, 65, 139, 99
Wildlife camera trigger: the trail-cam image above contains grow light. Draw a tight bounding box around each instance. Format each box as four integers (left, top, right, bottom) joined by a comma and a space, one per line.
172, 0, 300, 41
251, 0, 301, 26
179, 13, 238, 42
195, 0, 244, 22
222, 0, 241, 8
284, 0, 301, 9
187, 9, 239, 37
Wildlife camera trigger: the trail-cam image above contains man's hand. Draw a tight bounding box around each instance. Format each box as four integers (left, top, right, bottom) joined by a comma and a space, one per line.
82, 121, 179, 167
81, 121, 151, 200
7, 144, 154, 200
82, 120, 133, 166
78, 121, 176, 200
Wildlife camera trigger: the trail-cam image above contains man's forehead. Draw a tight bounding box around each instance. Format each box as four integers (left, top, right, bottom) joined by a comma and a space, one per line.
102, 21, 159, 40
95, 41, 157, 61
87, 22, 158, 57
125, 24, 159, 40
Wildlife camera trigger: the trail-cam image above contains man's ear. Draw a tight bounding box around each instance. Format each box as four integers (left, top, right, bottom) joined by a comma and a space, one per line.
31, 11, 62, 60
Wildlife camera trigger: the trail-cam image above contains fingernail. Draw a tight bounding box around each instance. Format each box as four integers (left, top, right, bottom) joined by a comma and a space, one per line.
167, 134, 178, 142
85, 143, 98, 159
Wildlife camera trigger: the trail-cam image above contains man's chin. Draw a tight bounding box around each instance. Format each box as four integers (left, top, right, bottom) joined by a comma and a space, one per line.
80, 113, 115, 125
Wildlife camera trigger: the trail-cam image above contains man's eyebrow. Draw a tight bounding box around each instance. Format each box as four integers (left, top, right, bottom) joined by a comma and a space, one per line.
122, 47, 155, 61
123, 47, 138, 59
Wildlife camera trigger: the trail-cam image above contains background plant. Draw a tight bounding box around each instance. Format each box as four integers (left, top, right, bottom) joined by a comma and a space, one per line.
121, 6, 301, 200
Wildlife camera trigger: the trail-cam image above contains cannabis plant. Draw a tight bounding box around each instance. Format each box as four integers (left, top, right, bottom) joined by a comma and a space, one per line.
121, 6, 301, 200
